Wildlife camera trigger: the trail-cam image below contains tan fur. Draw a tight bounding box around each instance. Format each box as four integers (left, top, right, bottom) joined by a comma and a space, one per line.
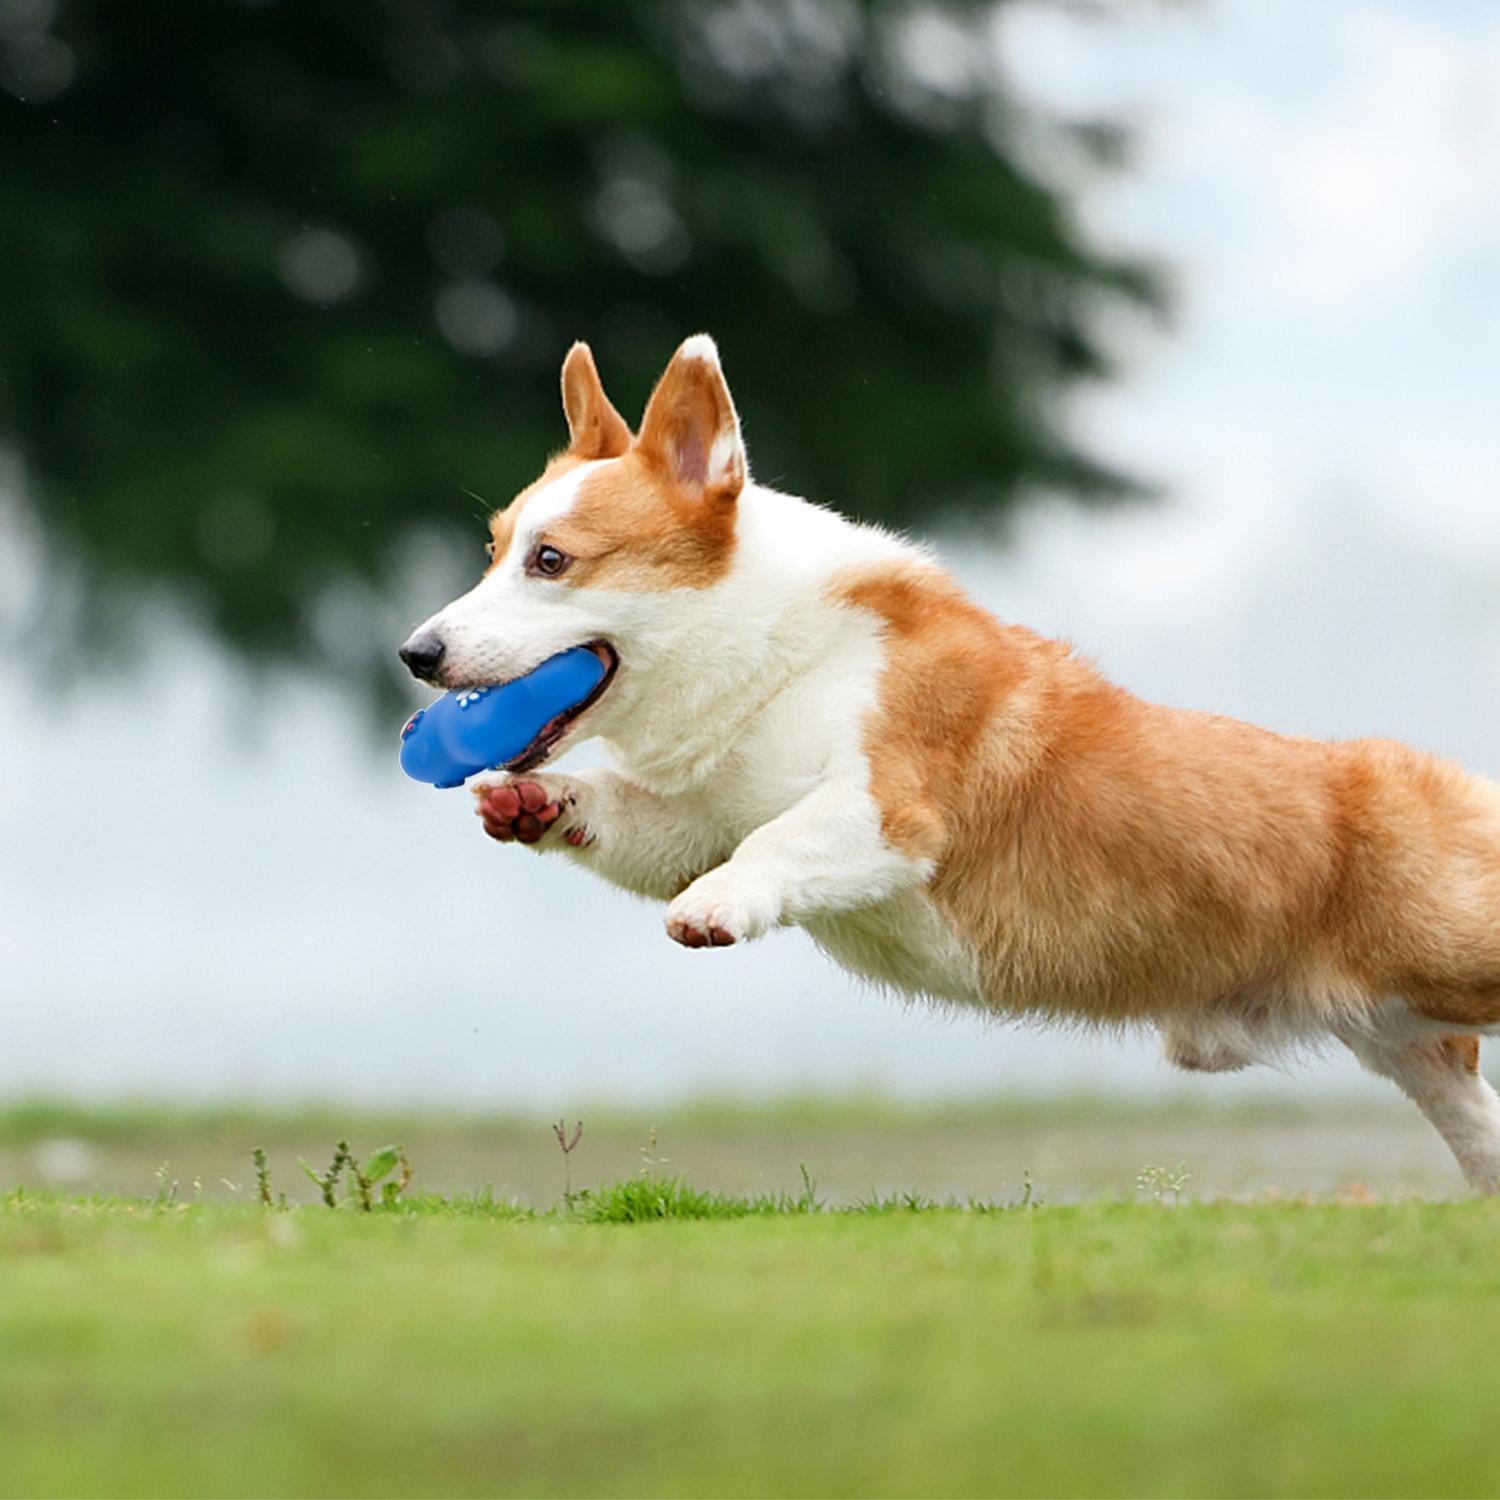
838, 558, 1500, 1037
485, 342, 737, 591
1443, 1034, 1483, 1074
560, 342, 632, 461
548, 459, 736, 591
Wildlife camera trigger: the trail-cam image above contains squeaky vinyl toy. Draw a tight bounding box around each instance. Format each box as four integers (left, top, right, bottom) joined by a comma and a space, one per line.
399, 645, 607, 788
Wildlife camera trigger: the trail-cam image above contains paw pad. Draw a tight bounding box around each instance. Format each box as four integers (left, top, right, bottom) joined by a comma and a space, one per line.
666, 918, 738, 949
475, 781, 563, 845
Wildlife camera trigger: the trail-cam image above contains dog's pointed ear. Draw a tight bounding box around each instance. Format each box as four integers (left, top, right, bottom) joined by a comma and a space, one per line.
561, 342, 632, 460
635, 334, 747, 506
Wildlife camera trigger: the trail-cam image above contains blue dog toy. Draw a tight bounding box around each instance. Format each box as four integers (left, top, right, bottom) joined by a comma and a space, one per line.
399, 646, 608, 788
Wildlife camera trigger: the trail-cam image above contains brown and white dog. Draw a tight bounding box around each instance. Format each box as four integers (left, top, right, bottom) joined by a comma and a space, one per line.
401, 335, 1500, 1193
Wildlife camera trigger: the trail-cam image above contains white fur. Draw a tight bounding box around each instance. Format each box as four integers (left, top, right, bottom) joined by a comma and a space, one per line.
676, 333, 722, 367
514, 460, 604, 536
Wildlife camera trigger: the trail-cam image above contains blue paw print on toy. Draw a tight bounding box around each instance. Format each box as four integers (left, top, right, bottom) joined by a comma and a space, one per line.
398, 646, 609, 788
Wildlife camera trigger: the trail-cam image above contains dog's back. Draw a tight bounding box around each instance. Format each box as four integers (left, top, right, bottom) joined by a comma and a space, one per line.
826, 553, 1500, 1037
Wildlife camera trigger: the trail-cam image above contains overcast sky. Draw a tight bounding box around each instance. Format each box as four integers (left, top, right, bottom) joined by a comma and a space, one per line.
3, 0, 1498, 1109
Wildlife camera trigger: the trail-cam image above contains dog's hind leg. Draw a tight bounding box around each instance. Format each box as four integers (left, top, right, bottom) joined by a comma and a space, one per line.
1340, 1029, 1500, 1194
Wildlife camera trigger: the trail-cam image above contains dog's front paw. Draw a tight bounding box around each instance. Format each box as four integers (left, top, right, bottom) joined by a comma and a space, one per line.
664, 874, 777, 949
473, 777, 590, 848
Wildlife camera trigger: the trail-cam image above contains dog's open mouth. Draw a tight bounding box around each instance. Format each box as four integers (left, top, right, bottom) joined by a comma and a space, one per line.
504, 640, 618, 773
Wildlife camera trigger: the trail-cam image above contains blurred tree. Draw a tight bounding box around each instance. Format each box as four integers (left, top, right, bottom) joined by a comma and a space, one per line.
0, 0, 1161, 697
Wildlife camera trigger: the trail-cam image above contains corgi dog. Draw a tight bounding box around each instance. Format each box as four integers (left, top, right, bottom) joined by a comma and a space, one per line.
400, 335, 1500, 1194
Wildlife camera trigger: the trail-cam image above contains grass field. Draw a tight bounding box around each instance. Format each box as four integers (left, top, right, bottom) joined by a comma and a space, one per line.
4, 1171, 1500, 1498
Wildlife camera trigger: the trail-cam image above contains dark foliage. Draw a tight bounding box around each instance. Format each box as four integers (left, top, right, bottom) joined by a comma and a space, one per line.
0, 0, 1161, 694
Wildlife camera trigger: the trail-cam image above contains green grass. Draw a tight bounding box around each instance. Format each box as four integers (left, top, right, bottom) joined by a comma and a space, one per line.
4, 1185, 1500, 1498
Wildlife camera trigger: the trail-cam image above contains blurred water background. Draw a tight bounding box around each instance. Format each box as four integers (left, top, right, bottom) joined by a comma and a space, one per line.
3, 0, 1499, 1125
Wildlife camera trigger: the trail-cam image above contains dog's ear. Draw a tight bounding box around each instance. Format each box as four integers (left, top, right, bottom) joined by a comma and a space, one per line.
635, 334, 747, 506
561, 342, 632, 460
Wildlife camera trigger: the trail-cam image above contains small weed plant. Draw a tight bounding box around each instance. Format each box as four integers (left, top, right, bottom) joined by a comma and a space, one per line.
551, 1119, 583, 1207
279, 1140, 413, 1211
1137, 1161, 1191, 1205
153, 1163, 177, 1208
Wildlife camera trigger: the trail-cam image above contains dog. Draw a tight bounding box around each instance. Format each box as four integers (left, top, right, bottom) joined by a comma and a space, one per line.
400, 334, 1500, 1194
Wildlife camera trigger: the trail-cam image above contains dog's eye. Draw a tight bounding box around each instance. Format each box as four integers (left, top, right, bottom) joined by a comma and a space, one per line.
484, 541, 496, 562
528, 544, 571, 579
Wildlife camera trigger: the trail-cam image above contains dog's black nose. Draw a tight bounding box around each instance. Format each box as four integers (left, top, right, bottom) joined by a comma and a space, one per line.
399, 630, 446, 681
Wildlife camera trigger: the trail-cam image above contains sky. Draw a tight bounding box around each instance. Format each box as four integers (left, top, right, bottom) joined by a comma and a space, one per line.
3, 0, 1499, 1110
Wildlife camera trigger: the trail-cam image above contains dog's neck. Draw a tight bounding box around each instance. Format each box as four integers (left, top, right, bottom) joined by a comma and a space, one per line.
597, 483, 911, 796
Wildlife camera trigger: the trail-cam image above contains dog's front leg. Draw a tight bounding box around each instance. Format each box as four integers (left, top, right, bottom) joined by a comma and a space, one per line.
663, 778, 932, 948
474, 771, 728, 902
